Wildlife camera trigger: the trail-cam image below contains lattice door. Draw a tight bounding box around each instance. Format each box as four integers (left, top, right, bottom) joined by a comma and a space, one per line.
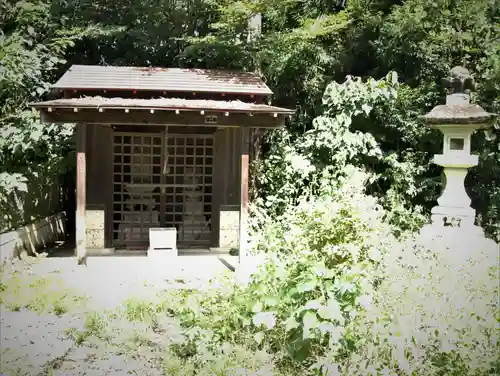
112, 130, 213, 249
112, 132, 163, 247
164, 134, 213, 246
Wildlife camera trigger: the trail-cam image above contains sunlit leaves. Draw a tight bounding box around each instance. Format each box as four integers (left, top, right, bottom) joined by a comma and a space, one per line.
252, 311, 276, 330
0, 172, 28, 193
0, 0, 101, 231
318, 299, 344, 324
285, 316, 300, 332
297, 279, 317, 293
302, 311, 319, 339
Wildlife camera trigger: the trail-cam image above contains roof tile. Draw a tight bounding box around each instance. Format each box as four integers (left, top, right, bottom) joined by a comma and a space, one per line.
52, 65, 273, 96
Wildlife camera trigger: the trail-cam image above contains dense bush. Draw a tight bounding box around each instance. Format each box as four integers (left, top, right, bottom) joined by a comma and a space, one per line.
252, 72, 430, 235
328, 234, 499, 376
146, 70, 500, 375
0, 0, 109, 232
158, 166, 499, 375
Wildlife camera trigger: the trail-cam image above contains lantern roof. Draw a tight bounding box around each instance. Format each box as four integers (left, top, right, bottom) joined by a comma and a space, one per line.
422, 66, 496, 125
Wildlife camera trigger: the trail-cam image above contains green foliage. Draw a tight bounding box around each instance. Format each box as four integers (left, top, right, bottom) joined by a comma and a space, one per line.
153, 166, 499, 375
2, 0, 498, 239
241, 170, 396, 369
368, 0, 500, 239
180, 0, 499, 240
254, 73, 429, 233
0, 1, 497, 374
0, 0, 111, 232
374, 0, 498, 84
319, 234, 499, 376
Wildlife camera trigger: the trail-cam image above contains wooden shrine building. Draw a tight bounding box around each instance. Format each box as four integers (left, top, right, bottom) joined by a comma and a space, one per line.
30, 65, 294, 259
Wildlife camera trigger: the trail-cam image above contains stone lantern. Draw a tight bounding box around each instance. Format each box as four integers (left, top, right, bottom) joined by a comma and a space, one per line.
420, 66, 497, 239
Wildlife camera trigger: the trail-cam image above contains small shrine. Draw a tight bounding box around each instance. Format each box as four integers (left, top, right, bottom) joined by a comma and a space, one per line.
29, 64, 295, 264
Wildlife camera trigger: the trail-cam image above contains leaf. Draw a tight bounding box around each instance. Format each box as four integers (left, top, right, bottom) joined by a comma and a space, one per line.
321, 363, 341, 376
263, 295, 280, 307
30, 129, 43, 141
252, 312, 276, 330
318, 323, 345, 344
389, 71, 399, 85
338, 280, 355, 295
252, 301, 263, 313
317, 322, 336, 336
15, 182, 28, 192
356, 294, 373, 310
302, 311, 319, 339
254, 331, 265, 344
317, 299, 344, 324
286, 338, 312, 362
361, 103, 372, 116
297, 279, 317, 293
285, 316, 300, 332
303, 299, 322, 310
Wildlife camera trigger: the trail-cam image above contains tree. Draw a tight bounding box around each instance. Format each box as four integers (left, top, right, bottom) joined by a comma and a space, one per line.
0, 0, 109, 231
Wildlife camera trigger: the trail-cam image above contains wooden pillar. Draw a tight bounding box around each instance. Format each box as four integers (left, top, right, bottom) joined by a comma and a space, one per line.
76, 123, 87, 265
239, 126, 250, 263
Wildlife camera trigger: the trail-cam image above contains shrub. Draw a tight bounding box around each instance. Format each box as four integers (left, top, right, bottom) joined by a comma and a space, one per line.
318, 232, 500, 376
159, 167, 499, 376
160, 168, 397, 374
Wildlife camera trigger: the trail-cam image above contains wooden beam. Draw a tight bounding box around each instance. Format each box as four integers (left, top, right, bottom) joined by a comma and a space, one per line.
38, 108, 287, 128
239, 127, 250, 263
76, 123, 87, 265
212, 129, 224, 248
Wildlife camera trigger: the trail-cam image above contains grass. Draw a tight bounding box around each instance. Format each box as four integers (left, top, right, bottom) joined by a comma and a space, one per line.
64, 311, 111, 345
0, 255, 250, 375
0, 267, 88, 315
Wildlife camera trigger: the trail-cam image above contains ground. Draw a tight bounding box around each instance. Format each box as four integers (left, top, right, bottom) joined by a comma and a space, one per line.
0, 251, 237, 376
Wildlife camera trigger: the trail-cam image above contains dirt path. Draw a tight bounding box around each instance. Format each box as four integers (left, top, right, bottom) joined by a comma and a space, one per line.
0, 255, 234, 375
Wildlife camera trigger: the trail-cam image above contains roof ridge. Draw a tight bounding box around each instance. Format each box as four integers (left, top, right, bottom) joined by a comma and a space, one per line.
67, 64, 263, 77
52, 65, 273, 95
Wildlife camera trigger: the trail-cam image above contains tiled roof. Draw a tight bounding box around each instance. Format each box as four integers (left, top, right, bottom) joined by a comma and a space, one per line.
30, 97, 295, 114
52, 65, 273, 96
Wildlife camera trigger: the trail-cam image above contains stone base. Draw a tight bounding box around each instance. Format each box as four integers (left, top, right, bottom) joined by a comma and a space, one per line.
430, 206, 476, 228
147, 248, 178, 258
86, 229, 105, 249
149, 227, 177, 251
209, 247, 232, 254
85, 209, 105, 248
219, 206, 239, 248
86, 248, 116, 256
418, 222, 498, 264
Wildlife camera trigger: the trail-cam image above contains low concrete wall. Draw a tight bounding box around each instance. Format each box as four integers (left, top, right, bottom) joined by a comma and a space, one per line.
0, 212, 66, 264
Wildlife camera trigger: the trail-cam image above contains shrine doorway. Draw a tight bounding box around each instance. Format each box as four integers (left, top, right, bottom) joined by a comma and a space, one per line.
111, 125, 214, 249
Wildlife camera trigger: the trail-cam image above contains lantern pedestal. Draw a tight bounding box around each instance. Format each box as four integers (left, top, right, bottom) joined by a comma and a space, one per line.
420, 67, 496, 240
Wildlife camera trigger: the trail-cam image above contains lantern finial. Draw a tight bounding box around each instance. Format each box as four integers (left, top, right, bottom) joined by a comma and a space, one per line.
442, 66, 475, 95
